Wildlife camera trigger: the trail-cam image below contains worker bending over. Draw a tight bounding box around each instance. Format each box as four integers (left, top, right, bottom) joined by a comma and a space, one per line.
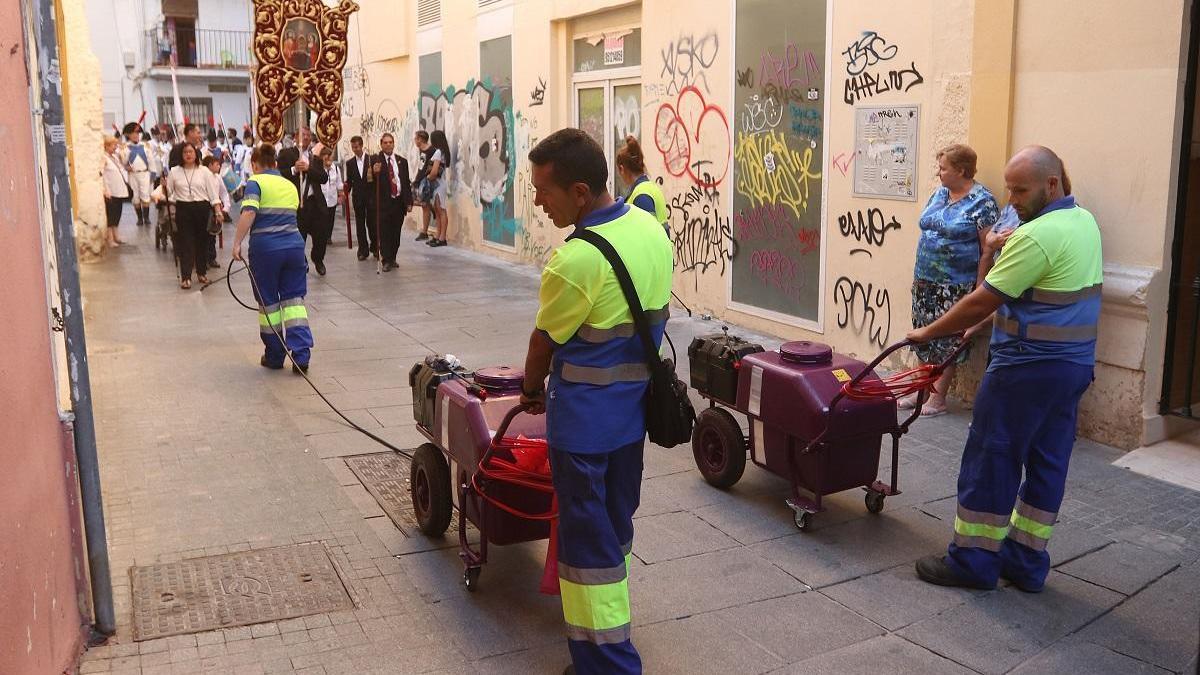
908, 145, 1102, 592
520, 129, 673, 675
230, 144, 314, 373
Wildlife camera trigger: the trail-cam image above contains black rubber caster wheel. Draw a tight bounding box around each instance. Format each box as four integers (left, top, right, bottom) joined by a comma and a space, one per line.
411, 443, 452, 536
464, 567, 481, 592
865, 490, 885, 514
793, 510, 813, 531
692, 407, 747, 489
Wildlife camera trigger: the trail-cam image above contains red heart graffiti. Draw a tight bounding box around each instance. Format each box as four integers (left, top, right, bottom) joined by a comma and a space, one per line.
653, 85, 729, 188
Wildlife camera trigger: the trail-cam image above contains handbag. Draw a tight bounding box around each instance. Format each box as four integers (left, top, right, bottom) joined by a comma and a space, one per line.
574, 228, 695, 448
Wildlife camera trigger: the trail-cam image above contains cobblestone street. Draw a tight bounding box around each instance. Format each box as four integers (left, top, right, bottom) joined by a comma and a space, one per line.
76, 214, 1200, 675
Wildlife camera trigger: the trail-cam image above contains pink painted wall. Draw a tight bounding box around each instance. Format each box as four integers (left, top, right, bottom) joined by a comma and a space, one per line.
0, 4, 89, 673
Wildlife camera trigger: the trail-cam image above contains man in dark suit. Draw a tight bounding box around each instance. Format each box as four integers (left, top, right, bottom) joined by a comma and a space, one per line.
370, 132, 412, 272
344, 135, 376, 261
277, 128, 330, 275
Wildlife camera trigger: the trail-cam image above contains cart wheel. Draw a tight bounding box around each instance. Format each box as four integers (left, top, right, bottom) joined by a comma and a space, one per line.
793, 511, 813, 531
691, 407, 747, 489
463, 567, 481, 592
410, 443, 452, 537
865, 490, 885, 514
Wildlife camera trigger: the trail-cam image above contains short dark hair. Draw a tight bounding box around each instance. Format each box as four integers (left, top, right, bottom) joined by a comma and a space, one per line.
528, 128, 608, 195
251, 143, 277, 168
414, 130, 429, 142
380, 132, 395, 143
350, 135, 363, 144
202, 155, 220, 167
183, 123, 198, 136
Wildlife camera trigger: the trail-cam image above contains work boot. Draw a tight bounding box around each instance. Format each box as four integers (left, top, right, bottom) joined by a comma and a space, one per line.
260, 356, 283, 370
292, 363, 309, 375
915, 555, 994, 590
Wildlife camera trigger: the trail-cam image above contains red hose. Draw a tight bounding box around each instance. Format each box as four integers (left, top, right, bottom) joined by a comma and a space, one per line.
470, 436, 558, 521
840, 364, 944, 401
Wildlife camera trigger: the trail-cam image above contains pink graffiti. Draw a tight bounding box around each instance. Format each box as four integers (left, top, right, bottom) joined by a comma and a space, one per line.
832, 151, 856, 177
751, 248, 804, 296
797, 227, 821, 255
734, 204, 791, 242
653, 85, 731, 188
758, 42, 821, 91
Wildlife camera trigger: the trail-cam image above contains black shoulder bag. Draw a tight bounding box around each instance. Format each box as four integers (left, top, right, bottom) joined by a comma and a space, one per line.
574, 228, 695, 448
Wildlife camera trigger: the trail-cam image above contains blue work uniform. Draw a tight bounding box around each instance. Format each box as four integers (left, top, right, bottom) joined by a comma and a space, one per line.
535, 198, 673, 675
946, 195, 1102, 590
241, 170, 314, 367
625, 175, 669, 236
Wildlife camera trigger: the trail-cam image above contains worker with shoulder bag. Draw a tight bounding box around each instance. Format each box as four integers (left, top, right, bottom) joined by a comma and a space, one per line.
519, 128, 687, 675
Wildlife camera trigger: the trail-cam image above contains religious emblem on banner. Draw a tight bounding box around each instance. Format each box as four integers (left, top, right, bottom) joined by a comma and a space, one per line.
251, 0, 359, 145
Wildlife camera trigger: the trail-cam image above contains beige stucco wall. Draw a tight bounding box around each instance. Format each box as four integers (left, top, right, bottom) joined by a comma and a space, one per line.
342, 0, 1187, 449
60, 0, 106, 260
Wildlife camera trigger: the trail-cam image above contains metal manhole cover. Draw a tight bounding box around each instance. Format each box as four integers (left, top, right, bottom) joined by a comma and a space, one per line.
130, 543, 352, 641
345, 452, 420, 536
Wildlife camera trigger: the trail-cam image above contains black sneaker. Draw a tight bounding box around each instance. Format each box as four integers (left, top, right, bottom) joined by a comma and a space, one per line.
416, 232, 429, 241
292, 363, 309, 375
915, 555, 994, 590
315, 261, 326, 276
429, 238, 447, 247
260, 356, 283, 370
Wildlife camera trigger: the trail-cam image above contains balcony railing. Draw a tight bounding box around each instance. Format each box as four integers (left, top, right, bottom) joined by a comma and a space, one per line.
145, 28, 252, 70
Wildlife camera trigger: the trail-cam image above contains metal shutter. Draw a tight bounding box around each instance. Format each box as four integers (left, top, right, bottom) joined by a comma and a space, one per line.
417, 0, 441, 27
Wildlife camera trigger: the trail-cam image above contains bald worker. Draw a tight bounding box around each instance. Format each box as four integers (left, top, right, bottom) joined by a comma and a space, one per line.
907, 146, 1103, 592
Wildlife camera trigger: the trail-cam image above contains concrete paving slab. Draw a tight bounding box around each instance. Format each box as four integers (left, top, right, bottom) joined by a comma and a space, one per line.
751, 507, 948, 588
771, 635, 976, 675
631, 548, 804, 625
821, 563, 985, 631
693, 490, 801, 545
1010, 641, 1172, 675
898, 571, 1124, 675
1074, 561, 1200, 673
366, 405, 417, 428
637, 612, 785, 674
1058, 540, 1183, 595
712, 591, 884, 663
631, 511, 739, 564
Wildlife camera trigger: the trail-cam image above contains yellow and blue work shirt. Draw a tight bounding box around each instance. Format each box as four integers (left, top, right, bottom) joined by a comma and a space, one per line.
626, 175, 669, 227
536, 198, 674, 453
241, 169, 303, 254
982, 196, 1103, 371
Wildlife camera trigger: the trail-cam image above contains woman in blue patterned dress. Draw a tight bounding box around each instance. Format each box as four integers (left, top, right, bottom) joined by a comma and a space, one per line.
906, 144, 1000, 416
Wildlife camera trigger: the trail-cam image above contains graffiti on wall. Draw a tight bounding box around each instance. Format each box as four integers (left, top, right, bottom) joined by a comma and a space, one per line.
661, 31, 720, 96
733, 130, 822, 219
833, 276, 892, 349
841, 31, 923, 105
837, 208, 901, 256
529, 77, 546, 107
668, 181, 737, 280
653, 86, 731, 188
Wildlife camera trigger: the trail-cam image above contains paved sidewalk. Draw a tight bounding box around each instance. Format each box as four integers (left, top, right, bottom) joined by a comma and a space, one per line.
77, 214, 1199, 674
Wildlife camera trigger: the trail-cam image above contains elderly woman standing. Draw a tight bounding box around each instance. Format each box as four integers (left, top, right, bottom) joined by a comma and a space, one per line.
101, 136, 130, 248
907, 144, 1000, 416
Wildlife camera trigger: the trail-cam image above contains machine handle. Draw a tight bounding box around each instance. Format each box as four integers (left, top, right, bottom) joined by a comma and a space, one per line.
492, 403, 532, 447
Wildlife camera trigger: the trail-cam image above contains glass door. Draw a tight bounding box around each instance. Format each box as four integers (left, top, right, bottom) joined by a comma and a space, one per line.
573, 78, 642, 196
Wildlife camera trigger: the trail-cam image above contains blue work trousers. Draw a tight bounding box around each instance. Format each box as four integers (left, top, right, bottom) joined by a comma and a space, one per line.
550, 441, 644, 675
946, 360, 1093, 590
249, 246, 313, 367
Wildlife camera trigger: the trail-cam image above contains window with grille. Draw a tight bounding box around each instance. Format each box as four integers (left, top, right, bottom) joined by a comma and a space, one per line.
417, 0, 441, 27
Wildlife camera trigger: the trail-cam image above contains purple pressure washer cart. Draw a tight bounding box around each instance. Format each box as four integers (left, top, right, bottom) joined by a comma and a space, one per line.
688, 335, 965, 530
409, 359, 553, 590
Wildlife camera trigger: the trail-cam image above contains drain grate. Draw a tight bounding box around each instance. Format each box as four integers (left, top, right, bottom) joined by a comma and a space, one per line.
344, 452, 420, 536
130, 543, 353, 640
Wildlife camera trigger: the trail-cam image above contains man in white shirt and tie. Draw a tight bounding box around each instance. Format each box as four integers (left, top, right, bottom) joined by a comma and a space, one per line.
344, 135, 376, 261
278, 128, 330, 275
370, 132, 412, 272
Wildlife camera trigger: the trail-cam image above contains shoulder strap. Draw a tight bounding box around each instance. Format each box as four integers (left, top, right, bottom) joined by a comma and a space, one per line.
573, 227, 665, 372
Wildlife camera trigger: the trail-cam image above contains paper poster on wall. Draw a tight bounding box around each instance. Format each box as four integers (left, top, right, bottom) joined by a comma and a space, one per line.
603, 35, 625, 66
852, 105, 920, 201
